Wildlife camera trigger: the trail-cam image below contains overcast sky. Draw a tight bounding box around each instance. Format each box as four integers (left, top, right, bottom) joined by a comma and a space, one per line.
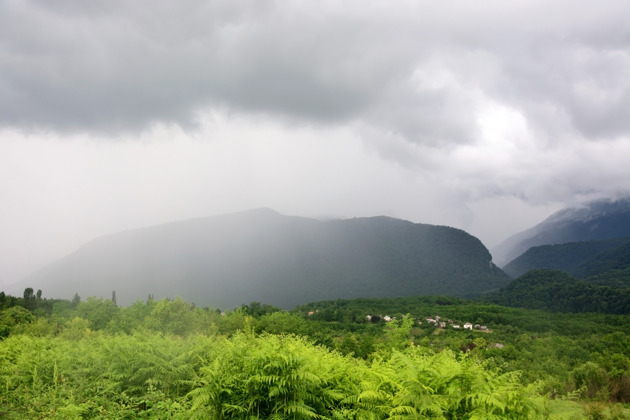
1, 0, 629, 288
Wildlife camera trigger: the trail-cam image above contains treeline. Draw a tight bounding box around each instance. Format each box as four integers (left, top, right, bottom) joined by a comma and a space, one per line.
2, 289, 630, 418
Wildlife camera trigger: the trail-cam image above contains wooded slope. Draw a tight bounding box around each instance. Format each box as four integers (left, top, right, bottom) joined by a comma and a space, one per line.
21, 209, 509, 308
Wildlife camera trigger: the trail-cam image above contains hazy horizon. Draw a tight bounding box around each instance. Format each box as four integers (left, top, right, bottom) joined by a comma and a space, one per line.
0, 203, 583, 289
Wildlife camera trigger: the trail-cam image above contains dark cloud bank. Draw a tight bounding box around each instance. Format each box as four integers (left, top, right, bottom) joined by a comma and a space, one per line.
2, 0, 628, 143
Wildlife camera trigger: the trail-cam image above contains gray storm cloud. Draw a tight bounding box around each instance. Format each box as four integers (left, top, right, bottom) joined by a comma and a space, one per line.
2, 0, 628, 144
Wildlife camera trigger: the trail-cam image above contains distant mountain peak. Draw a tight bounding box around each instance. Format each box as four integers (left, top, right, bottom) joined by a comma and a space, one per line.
543, 197, 630, 224
238, 207, 281, 216
493, 196, 630, 267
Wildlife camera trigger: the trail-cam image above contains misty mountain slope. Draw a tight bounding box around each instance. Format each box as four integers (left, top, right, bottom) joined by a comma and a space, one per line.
502, 236, 630, 278
492, 198, 630, 267
18, 209, 509, 309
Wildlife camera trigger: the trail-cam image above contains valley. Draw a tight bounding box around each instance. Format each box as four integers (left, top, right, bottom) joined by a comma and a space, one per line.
3, 197, 630, 418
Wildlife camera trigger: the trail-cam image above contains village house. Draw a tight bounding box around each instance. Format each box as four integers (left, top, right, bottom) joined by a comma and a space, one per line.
370, 312, 492, 334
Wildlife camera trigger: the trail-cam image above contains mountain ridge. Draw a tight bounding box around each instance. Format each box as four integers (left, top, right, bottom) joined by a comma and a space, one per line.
15, 209, 509, 309
492, 197, 630, 267
502, 236, 630, 279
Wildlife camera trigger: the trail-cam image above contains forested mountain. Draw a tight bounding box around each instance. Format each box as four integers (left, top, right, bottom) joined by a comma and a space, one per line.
492, 197, 630, 267
480, 269, 630, 314
17, 209, 509, 309
503, 236, 630, 279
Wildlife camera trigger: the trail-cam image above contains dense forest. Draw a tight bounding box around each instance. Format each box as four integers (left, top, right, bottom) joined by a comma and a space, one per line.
1, 289, 630, 418
503, 237, 630, 279
480, 269, 630, 314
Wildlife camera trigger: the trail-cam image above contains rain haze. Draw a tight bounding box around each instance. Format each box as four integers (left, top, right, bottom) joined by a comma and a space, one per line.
1, 0, 630, 289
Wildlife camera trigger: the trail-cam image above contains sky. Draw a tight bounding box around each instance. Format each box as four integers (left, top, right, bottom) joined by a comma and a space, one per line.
1, 0, 630, 288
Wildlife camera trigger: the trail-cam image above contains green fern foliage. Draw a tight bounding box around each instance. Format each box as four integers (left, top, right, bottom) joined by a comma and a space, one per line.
0, 293, 590, 419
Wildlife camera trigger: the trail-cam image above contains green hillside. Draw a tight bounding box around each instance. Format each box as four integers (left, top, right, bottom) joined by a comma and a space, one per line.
480, 269, 630, 314
502, 236, 630, 280
587, 266, 630, 288
580, 241, 630, 279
